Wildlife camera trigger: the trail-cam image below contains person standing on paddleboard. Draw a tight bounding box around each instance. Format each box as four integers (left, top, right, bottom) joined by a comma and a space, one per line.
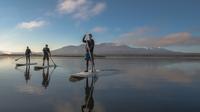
25, 46, 31, 64
82, 33, 95, 72
42, 44, 51, 66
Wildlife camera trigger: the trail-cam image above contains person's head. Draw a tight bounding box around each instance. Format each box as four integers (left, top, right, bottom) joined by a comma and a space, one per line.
45, 44, 48, 48
88, 34, 93, 40
27, 46, 29, 49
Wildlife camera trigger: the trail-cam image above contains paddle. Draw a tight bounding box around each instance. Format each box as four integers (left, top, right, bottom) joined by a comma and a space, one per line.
15, 56, 24, 61
49, 55, 57, 67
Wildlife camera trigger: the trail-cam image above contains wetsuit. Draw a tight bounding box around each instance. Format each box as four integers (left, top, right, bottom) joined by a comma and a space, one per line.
43, 47, 50, 61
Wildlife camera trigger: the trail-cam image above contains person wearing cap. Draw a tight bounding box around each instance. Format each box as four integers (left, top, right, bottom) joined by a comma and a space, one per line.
82, 33, 95, 72
25, 46, 32, 64
42, 44, 51, 66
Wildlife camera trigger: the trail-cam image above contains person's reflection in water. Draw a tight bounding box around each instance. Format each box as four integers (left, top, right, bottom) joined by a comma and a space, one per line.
42, 67, 50, 89
81, 76, 97, 112
24, 65, 31, 84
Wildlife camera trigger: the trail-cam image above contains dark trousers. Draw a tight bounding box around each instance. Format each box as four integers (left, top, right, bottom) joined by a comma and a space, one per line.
43, 56, 49, 66
26, 56, 30, 64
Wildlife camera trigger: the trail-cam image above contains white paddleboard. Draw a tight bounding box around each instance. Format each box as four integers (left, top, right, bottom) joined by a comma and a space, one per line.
34, 65, 55, 70
16, 63, 37, 66
70, 70, 100, 78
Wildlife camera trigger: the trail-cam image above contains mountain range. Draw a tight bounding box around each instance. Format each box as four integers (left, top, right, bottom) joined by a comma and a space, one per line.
51, 43, 183, 56
1, 43, 200, 57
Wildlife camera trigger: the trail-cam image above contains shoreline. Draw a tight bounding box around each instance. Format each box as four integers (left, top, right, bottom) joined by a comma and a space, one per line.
1, 54, 200, 60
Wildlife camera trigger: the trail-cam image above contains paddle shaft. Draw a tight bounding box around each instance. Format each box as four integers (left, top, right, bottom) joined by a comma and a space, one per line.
46, 52, 56, 66
50, 56, 56, 66
15, 56, 24, 61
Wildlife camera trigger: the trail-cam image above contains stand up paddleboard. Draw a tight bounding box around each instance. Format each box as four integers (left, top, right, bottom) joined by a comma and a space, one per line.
70, 70, 100, 78
69, 70, 100, 82
34, 65, 55, 70
16, 63, 37, 67
69, 69, 121, 82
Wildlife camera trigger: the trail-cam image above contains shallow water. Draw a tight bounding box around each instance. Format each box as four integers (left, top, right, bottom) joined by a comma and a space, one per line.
0, 56, 200, 112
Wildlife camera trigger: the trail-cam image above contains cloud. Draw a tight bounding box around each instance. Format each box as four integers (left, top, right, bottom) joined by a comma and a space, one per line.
115, 27, 200, 47
155, 32, 191, 47
57, 0, 106, 20
57, 0, 86, 14
90, 2, 106, 16
91, 26, 107, 33
120, 27, 156, 37
17, 20, 46, 30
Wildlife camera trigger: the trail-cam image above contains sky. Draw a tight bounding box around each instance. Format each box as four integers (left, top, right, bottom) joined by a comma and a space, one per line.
0, 0, 200, 53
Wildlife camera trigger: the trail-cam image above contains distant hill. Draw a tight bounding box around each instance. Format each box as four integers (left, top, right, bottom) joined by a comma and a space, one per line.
1, 43, 200, 57
51, 43, 184, 56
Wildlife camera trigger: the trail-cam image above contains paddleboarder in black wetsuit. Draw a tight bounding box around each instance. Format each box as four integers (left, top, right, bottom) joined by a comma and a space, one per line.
43, 44, 51, 66
82, 33, 95, 72
25, 46, 31, 64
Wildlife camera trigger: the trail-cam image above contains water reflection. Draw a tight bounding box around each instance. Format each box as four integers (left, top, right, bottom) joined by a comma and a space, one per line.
81, 76, 97, 112
15, 65, 32, 84
1, 57, 200, 112
24, 65, 31, 84
15, 64, 57, 91
42, 67, 50, 88
69, 72, 98, 112
41, 67, 56, 89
